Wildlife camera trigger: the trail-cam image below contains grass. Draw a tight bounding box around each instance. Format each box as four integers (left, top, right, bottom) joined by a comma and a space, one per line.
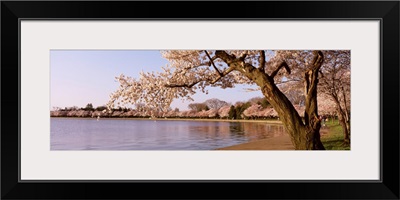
321, 120, 350, 150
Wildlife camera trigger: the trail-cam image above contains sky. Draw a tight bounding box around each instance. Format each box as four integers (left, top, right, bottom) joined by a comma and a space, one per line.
50, 50, 262, 111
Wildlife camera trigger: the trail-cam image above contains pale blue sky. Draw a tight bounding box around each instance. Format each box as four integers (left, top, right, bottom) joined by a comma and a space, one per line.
50, 50, 262, 111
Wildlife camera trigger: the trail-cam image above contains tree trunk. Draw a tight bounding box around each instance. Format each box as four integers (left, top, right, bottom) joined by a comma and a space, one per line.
341, 86, 351, 142
260, 81, 315, 149
337, 111, 350, 144
302, 51, 325, 150
214, 50, 325, 150
243, 53, 325, 150
332, 95, 351, 144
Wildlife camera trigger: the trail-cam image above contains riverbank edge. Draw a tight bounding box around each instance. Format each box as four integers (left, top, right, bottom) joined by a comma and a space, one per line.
216, 134, 294, 150
50, 117, 283, 124
216, 127, 331, 150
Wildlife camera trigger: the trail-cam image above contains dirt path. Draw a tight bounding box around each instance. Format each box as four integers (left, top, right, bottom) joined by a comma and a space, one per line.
217, 134, 294, 150
217, 127, 330, 150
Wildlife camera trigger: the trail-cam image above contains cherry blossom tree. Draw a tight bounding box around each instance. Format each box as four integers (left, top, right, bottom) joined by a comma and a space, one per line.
263, 107, 278, 118
268, 50, 351, 144
319, 50, 351, 144
280, 87, 305, 106
243, 104, 262, 119
317, 94, 337, 118
218, 105, 231, 119
108, 50, 329, 150
248, 96, 271, 108
188, 103, 209, 112
205, 98, 229, 110
205, 108, 219, 118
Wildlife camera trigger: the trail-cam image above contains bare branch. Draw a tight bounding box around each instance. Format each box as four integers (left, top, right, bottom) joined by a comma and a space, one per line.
204, 50, 223, 76
270, 61, 291, 78
210, 67, 235, 84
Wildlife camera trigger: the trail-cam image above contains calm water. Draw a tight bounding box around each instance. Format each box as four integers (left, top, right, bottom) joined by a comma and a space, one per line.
50, 118, 286, 150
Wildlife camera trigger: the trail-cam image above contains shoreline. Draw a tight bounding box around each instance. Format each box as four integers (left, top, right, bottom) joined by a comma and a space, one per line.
217, 127, 330, 150
216, 134, 295, 150
50, 117, 283, 124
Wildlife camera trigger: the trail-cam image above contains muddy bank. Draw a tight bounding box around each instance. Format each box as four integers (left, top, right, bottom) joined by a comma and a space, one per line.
216, 128, 329, 150
217, 134, 295, 150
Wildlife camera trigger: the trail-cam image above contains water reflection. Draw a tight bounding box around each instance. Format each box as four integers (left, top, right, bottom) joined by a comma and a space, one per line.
240, 122, 286, 141
189, 122, 285, 142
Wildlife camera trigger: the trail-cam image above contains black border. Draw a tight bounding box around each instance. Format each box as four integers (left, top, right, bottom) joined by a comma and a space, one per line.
2, 1, 399, 199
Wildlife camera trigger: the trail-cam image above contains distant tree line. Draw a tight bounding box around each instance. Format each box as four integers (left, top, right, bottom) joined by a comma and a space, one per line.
52, 97, 337, 120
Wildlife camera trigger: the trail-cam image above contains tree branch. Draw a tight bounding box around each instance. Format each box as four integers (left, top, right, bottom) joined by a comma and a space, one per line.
304, 51, 325, 96
165, 80, 201, 88
239, 52, 248, 61
303, 51, 324, 126
275, 78, 301, 85
259, 50, 266, 71
214, 50, 236, 63
210, 67, 235, 84
165, 64, 236, 88
270, 61, 291, 78
311, 50, 324, 70
175, 61, 211, 75
204, 50, 223, 77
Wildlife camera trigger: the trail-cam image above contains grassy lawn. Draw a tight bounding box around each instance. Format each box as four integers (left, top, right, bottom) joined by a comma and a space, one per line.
321, 120, 350, 150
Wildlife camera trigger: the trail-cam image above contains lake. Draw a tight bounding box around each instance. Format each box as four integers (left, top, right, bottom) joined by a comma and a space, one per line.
50, 118, 286, 150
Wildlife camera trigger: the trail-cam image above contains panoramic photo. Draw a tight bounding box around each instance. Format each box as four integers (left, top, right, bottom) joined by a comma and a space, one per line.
50, 50, 350, 150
